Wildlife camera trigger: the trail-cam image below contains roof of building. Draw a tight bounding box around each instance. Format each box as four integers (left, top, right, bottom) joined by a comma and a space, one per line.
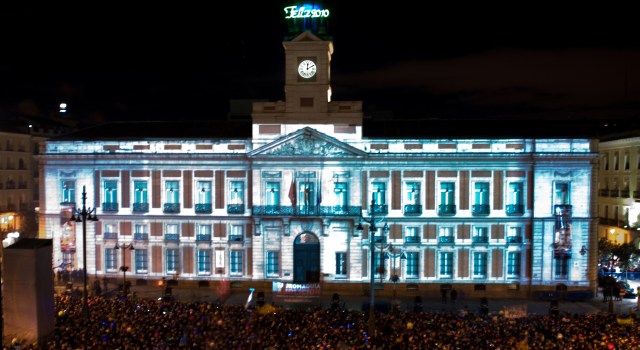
49, 116, 639, 142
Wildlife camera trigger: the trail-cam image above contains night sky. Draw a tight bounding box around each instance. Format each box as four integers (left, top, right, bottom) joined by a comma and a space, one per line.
1, 2, 638, 126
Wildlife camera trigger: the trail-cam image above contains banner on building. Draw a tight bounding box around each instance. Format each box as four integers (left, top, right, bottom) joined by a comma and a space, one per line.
272, 281, 321, 302
553, 205, 572, 256
503, 304, 527, 318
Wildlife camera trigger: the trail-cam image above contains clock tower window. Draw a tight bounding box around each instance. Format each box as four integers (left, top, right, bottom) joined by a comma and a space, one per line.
300, 97, 314, 107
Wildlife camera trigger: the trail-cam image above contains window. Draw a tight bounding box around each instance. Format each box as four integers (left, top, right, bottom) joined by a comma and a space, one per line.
230, 225, 243, 241
266, 251, 279, 276
197, 224, 211, 241
554, 182, 570, 205
105, 248, 117, 271
198, 249, 211, 275
613, 152, 619, 171
507, 226, 522, 243
104, 223, 117, 239
334, 182, 348, 207
61, 180, 75, 203
472, 227, 488, 243
165, 181, 180, 203
372, 182, 386, 205
405, 182, 420, 205
230, 250, 243, 275
603, 154, 609, 171
62, 251, 74, 270
197, 181, 212, 204
134, 224, 148, 240
335, 252, 347, 276
298, 181, 315, 207
165, 224, 179, 241
474, 182, 489, 205
374, 252, 385, 278
440, 182, 455, 205
473, 252, 487, 278
405, 227, 420, 243
166, 249, 178, 274
135, 249, 148, 273
554, 255, 569, 279
134, 181, 148, 203
624, 152, 630, 171
439, 252, 453, 277
507, 252, 521, 276
266, 182, 280, 206
104, 180, 118, 203
230, 181, 244, 204
508, 182, 523, 205
406, 252, 419, 278
438, 226, 454, 243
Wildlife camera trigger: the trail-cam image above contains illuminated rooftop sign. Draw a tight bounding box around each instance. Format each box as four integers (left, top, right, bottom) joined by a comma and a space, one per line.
284, 5, 330, 19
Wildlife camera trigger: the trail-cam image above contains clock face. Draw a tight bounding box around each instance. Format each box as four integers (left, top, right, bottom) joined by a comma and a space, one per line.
298, 60, 317, 79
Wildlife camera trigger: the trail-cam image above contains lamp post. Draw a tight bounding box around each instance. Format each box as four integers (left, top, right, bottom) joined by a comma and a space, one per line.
115, 241, 134, 299
356, 198, 389, 341
388, 246, 406, 306
69, 185, 99, 319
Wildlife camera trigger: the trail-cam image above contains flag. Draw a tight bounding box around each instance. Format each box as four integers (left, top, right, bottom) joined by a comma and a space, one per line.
288, 177, 297, 206
316, 171, 322, 207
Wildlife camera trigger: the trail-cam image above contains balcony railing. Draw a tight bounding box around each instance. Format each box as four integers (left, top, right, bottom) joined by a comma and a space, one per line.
373, 236, 387, 244
132, 202, 149, 213
133, 233, 149, 241
472, 204, 490, 216
472, 236, 489, 244
60, 201, 76, 206
634, 191, 640, 199
195, 203, 212, 214
102, 202, 119, 212
371, 204, 388, 215
229, 235, 243, 242
610, 189, 620, 197
196, 234, 212, 242
620, 189, 630, 198
227, 204, 245, 214
599, 189, 610, 196
252, 205, 362, 217
165, 233, 180, 241
507, 236, 523, 244
438, 236, 455, 244
404, 236, 421, 244
403, 204, 422, 215
506, 204, 524, 216
163, 203, 180, 213
438, 204, 456, 216
104, 232, 118, 240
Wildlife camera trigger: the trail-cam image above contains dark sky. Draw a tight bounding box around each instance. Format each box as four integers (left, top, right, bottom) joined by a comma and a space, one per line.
1, 2, 639, 125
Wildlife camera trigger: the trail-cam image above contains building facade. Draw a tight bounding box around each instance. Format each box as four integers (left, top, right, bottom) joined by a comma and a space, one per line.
38, 22, 599, 297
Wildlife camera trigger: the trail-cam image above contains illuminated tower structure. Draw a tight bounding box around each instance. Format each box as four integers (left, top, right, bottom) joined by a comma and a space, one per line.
37, 3, 600, 298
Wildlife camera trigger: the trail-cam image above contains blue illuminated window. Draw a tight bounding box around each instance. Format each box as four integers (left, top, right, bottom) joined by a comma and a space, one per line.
198, 249, 211, 275
439, 252, 453, 277
166, 249, 178, 273
230, 250, 243, 274
266, 251, 279, 276
135, 249, 147, 273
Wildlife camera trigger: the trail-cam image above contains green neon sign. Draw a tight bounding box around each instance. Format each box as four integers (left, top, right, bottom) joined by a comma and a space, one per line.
284, 5, 330, 19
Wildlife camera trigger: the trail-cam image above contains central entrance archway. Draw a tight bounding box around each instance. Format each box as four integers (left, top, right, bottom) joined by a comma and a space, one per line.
293, 232, 320, 283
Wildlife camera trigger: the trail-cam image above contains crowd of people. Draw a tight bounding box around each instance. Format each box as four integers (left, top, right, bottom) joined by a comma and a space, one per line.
4, 291, 640, 349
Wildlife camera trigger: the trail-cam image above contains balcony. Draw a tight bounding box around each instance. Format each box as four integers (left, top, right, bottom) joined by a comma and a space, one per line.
506, 236, 523, 244
599, 189, 610, 196
132, 202, 149, 213
373, 236, 387, 244
472, 236, 489, 244
165, 234, 180, 241
634, 191, 640, 199
506, 204, 524, 216
438, 236, 455, 244
620, 189, 630, 198
104, 232, 118, 240
163, 203, 180, 213
227, 204, 245, 214
371, 204, 388, 215
252, 205, 361, 217
196, 234, 211, 242
102, 202, 119, 212
195, 203, 212, 214
437, 204, 456, 216
133, 233, 148, 241
610, 189, 620, 197
60, 201, 76, 207
403, 204, 422, 215
229, 235, 243, 242
404, 236, 421, 244
472, 204, 490, 216
320, 205, 362, 216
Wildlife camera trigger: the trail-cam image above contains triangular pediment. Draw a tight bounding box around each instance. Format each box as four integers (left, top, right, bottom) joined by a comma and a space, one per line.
250, 127, 366, 158
291, 30, 324, 42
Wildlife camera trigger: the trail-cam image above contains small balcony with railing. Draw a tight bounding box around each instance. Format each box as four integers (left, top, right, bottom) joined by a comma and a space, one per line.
506, 204, 524, 216
609, 189, 620, 197
438, 236, 455, 245
229, 235, 243, 242
196, 234, 212, 242
403, 204, 422, 215
102, 202, 119, 212
370, 204, 388, 215
620, 189, 630, 198
472, 235, 489, 244
506, 236, 523, 244
103, 232, 118, 240
132, 202, 149, 213
165, 233, 180, 242
438, 204, 456, 216
634, 190, 640, 199
599, 189, 610, 196
133, 233, 149, 241
404, 235, 421, 244
472, 204, 490, 216
227, 204, 245, 214
252, 205, 361, 217
163, 203, 180, 214
195, 203, 212, 214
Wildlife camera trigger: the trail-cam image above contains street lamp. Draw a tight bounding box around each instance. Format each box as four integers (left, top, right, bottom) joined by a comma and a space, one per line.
387, 246, 407, 306
115, 241, 134, 299
356, 198, 389, 341
69, 185, 98, 318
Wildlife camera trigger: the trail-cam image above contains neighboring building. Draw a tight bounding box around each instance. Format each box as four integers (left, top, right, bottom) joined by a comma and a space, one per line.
597, 135, 640, 245
37, 5, 602, 298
